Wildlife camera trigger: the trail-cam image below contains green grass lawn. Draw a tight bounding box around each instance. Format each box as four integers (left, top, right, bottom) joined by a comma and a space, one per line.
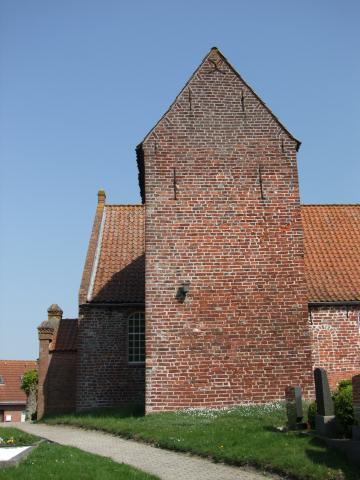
0, 427, 158, 480
44, 404, 359, 480
0, 427, 38, 446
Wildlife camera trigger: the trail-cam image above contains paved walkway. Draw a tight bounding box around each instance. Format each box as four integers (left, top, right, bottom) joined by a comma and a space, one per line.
11, 423, 276, 480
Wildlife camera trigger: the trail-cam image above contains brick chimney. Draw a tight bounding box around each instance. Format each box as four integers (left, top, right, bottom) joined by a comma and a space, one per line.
37, 304, 63, 419
98, 189, 106, 204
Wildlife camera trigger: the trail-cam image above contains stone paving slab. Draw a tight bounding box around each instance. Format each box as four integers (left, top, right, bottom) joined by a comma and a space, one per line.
0, 445, 35, 468
10, 423, 276, 480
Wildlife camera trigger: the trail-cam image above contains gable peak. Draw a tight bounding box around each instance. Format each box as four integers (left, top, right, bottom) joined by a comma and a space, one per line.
139, 47, 300, 150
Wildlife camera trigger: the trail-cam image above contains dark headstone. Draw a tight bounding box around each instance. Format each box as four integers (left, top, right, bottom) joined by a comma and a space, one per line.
285, 386, 304, 427
294, 386, 303, 421
314, 368, 334, 416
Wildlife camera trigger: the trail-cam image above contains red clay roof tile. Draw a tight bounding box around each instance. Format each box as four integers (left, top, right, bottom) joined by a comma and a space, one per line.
302, 205, 360, 302
89, 205, 145, 303
85, 203, 359, 304
0, 360, 37, 404
49, 319, 78, 352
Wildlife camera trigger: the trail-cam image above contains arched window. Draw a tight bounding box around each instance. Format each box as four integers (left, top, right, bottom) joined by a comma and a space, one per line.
128, 312, 145, 363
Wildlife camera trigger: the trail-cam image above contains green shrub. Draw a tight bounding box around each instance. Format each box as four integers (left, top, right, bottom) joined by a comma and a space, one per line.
20, 369, 38, 395
333, 380, 354, 436
337, 379, 352, 391
307, 401, 317, 429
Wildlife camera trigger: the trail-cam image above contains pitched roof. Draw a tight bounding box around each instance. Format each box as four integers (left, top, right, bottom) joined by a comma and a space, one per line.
49, 319, 78, 352
0, 360, 37, 404
79, 191, 107, 304
302, 205, 360, 302
82, 200, 359, 305
86, 205, 145, 303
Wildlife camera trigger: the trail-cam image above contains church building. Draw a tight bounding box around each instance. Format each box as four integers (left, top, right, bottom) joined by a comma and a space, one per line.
37, 48, 360, 416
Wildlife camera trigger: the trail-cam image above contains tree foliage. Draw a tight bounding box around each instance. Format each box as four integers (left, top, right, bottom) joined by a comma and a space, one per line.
21, 369, 38, 396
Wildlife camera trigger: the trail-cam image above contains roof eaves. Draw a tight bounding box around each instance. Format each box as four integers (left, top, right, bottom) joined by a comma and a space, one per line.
309, 300, 360, 307
302, 204, 360, 207
80, 302, 145, 308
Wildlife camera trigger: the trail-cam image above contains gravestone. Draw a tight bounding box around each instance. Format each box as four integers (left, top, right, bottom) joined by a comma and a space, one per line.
314, 368, 334, 416
285, 386, 306, 429
314, 368, 337, 437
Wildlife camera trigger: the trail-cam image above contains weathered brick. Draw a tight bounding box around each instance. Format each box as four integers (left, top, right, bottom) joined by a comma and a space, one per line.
76, 305, 145, 410
310, 306, 360, 390
37, 305, 77, 418
141, 48, 313, 411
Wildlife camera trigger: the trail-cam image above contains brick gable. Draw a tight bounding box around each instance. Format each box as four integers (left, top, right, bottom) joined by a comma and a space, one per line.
141, 47, 313, 410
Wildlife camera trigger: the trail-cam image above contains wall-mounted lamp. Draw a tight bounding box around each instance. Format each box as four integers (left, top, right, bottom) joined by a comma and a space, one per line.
176, 281, 190, 302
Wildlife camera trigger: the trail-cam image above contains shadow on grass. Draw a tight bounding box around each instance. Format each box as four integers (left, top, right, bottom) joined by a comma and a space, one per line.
261, 426, 359, 479
43, 404, 145, 422
305, 437, 357, 480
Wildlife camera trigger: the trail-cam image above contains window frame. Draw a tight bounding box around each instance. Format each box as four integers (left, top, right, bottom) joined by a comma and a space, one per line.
127, 311, 145, 365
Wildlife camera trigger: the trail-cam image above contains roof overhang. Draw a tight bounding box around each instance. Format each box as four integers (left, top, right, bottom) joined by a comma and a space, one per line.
80, 302, 145, 308
309, 301, 360, 307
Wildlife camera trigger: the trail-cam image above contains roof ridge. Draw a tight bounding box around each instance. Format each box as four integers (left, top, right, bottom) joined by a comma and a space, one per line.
105, 204, 144, 208
0, 360, 37, 362
301, 204, 360, 207
0, 359, 36, 362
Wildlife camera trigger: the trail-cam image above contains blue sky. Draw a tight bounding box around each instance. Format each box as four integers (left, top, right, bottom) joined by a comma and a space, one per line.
1, 0, 359, 360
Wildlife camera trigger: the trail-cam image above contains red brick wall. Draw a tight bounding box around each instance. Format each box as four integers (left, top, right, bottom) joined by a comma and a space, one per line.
37, 335, 51, 419
43, 351, 77, 415
77, 305, 145, 410
143, 49, 313, 411
310, 306, 360, 390
38, 340, 77, 417
38, 320, 77, 418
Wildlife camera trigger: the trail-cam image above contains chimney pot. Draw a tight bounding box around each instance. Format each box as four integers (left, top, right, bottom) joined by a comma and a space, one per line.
98, 189, 106, 204
47, 304, 63, 321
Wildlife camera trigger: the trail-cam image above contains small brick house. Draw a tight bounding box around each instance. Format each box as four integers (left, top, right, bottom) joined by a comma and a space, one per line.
0, 360, 37, 422
38, 48, 360, 416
